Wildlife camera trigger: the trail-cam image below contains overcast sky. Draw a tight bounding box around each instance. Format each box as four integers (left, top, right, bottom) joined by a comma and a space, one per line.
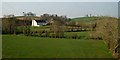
2, 2, 118, 18
2, 0, 120, 2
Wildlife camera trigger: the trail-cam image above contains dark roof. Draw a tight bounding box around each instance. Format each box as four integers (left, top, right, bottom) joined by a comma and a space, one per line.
36, 20, 46, 22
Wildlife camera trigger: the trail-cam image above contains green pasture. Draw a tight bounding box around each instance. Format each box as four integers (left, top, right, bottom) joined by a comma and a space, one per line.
2, 35, 112, 58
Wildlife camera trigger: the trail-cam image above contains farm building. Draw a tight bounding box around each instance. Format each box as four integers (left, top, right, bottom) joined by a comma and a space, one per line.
32, 20, 47, 26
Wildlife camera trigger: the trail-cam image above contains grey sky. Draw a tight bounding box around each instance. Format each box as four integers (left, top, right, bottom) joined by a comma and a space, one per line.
2, 0, 120, 2
2, 2, 118, 18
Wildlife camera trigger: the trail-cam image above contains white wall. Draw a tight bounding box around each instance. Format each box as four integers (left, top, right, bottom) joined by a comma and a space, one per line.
32, 20, 39, 27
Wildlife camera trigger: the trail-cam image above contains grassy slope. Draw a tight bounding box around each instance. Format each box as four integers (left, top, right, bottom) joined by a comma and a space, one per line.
71, 17, 97, 22
2, 35, 113, 58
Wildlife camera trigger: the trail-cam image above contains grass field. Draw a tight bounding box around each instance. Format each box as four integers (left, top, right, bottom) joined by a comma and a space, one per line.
2, 35, 113, 58
71, 17, 97, 22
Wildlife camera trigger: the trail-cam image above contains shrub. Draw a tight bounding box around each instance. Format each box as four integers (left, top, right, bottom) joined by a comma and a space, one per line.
89, 31, 102, 40
90, 17, 119, 57
49, 33, 56, 38
70, 33, 78, 39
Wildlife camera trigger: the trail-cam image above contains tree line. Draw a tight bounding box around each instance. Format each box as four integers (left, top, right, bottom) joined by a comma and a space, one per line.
89, 17, 119, 58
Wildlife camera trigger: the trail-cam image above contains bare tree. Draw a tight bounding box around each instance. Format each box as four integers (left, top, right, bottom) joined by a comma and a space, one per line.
2, 15, 17, 34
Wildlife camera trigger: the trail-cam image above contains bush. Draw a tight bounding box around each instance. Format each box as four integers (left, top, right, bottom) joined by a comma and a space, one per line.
49, 33, 56, 38
89, 31, 102, 40
70, 33, 78, 39
90, 17, 119, 57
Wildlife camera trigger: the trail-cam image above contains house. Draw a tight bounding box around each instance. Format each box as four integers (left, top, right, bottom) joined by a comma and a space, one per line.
32, 20, 39, 26
32, 20, 47, 27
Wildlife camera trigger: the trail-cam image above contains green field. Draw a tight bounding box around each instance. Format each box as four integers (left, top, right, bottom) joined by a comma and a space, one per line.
2, 35, 113, 58
71, 17, 97, 22
64, 32, 89, 37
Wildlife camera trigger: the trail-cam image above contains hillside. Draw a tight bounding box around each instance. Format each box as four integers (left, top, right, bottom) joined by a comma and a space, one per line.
71, 17, 98, 22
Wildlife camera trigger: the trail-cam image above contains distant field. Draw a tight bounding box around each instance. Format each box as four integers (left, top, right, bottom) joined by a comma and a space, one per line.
2, 35, 113, 58
71, 17, 97, 22
17, 26, 50, 32
30, 26, 50, 31
64, 31, 89, 37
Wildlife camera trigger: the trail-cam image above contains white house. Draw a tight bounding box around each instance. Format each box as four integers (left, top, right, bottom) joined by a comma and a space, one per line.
32, 20, 39, 27
32, 20, 47, 27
